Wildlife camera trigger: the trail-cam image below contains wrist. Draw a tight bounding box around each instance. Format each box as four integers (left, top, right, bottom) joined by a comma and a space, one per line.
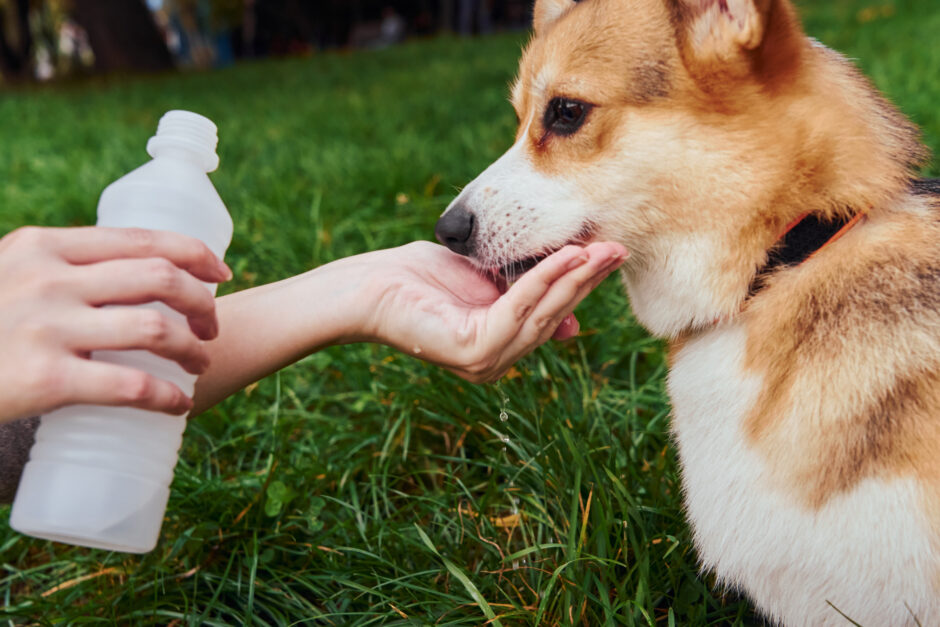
194, 247, 405, 413
300, 250, 393, 347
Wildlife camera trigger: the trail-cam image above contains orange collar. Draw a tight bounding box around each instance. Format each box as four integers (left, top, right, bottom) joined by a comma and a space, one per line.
746, 211, 866, 298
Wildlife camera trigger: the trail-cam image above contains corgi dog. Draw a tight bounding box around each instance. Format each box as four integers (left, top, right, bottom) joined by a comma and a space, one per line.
434, 0, 940, 624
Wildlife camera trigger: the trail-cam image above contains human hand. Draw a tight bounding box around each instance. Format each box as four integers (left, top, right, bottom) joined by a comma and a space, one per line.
0, 226, 231, 424
361, 240, 627, 382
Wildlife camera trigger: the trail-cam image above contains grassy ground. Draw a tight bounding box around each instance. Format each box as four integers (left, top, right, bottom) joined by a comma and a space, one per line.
1, 1, 938, 624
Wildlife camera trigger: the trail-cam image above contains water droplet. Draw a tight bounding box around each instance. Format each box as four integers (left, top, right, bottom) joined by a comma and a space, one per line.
500, 434, 511, 444
512, 559, 520, 571
498, 411, 508, 422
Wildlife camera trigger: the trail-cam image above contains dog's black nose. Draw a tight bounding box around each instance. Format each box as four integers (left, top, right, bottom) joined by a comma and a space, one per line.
435, 204, 475, 256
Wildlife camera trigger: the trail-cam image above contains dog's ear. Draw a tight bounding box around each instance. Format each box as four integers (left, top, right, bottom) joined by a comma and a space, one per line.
677, 0, 773, 61
533, 0, 578, 35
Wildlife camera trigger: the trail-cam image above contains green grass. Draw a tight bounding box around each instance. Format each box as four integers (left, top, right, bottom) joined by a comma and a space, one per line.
1, 1, 938, 624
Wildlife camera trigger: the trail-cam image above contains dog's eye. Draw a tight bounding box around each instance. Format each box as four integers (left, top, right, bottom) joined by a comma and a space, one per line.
544, 97, 592, 136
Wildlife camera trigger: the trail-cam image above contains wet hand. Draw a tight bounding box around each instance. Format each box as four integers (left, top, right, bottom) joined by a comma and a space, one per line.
364, 240, 627, 382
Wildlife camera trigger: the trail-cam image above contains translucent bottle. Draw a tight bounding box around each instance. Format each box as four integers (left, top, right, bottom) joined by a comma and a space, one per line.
10, 110, 233, 553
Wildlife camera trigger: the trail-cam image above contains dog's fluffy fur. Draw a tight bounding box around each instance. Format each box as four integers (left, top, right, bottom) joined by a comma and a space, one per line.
437, 0, 940, 623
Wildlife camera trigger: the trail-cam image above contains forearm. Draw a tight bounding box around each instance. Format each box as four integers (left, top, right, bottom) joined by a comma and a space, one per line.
191, 254, 381, 415
190, 240, 625, 412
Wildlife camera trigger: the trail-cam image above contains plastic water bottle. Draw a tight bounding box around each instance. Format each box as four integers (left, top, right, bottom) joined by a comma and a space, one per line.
10, 110, 233, 553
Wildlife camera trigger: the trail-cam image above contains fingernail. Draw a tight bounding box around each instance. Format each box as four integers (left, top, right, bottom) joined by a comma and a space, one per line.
605, 252, 626, 270
176, 394, 194, 415
218, 260, 233, 281
552, 313, 580, 340
566, 255, 589, 271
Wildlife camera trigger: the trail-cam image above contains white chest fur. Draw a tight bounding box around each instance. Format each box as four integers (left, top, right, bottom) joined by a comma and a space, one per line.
667, 323, 939, 626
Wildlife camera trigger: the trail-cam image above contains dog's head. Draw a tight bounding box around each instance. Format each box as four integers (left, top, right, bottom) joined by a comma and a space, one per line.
436, 0, 921, 337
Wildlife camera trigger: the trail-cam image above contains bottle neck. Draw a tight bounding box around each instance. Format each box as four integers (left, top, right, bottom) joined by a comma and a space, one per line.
149, 144, 216, 171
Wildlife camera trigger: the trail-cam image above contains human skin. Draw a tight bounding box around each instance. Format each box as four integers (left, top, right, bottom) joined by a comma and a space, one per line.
191, 240, 626, 413
0, 226, 230, 424
0, 226, 626, 423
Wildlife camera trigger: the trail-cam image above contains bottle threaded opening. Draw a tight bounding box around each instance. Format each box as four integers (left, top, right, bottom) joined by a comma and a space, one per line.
146, 110, 220, 171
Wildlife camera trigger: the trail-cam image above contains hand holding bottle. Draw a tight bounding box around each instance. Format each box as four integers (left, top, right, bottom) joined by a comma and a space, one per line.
0, 225, 231, 425
11, 110, 234, 553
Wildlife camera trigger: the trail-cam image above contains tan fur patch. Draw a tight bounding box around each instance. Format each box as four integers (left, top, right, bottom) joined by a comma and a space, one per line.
743, 210, 940, 510
513, 0, 685, 173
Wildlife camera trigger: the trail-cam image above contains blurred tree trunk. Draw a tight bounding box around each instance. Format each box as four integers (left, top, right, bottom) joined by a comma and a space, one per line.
69, 0, 174, 73
0, 0, 33, 81
439, 0, 455, 31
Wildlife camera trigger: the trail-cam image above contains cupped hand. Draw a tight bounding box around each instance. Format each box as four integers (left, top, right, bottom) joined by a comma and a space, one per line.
0, 226, 231, 424
364, 240, 628, 382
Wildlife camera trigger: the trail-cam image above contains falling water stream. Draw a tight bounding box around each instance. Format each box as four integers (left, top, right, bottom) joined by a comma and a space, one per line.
494, 382, 526, 571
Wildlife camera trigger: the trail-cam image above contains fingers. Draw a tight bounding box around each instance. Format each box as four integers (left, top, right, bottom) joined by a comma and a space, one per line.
452, 242, 626, 383
78, 258, 219, 340
491, 242, 626, 375
59, 358, 193, 416
519, 243, 626, 347
484, 245, 590, 348
0, 226, 216, 421
51, 227, 231, 284
69, 307, 210, 375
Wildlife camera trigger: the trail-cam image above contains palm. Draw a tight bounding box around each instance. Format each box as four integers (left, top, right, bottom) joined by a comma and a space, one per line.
368, 240, 626, 382
376, 243, 501, 357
